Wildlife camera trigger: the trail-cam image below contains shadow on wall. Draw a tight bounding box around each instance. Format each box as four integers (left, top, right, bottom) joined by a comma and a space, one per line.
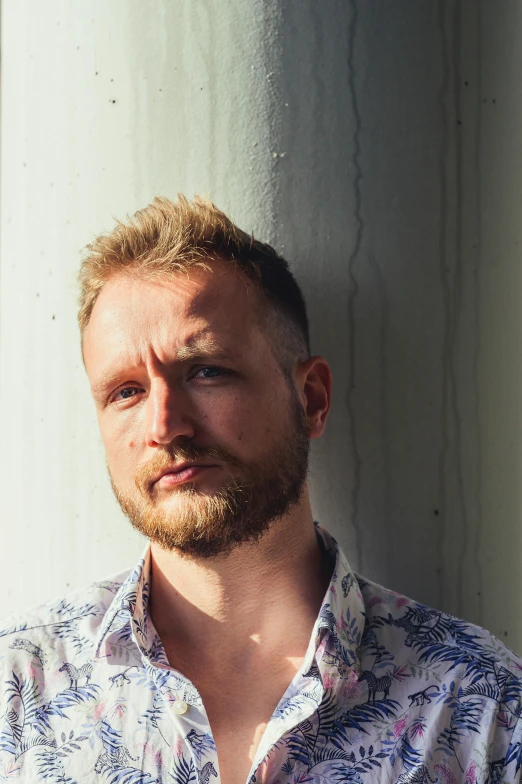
270, 0, 522, 652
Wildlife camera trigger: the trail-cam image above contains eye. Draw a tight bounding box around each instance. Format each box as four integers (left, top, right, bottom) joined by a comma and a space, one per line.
193, 366, 225, 379
111, 386, 143, 403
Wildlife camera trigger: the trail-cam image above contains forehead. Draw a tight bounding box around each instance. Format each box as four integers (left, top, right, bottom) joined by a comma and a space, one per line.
83, 265, 265, 378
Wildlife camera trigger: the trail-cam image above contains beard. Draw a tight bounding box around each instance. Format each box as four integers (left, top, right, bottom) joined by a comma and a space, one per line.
108, 390, 310, 558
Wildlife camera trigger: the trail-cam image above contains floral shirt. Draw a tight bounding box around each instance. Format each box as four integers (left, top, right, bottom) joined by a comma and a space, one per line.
0, 524, 521, 784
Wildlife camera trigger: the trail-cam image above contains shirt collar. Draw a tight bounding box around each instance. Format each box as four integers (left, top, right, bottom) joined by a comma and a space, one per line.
95, 523, 366, 686
95, 544, 168, 665
309, 524, 365, 700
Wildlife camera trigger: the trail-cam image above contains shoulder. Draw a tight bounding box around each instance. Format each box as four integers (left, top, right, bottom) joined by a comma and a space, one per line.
355, 574, 522, 779
357, 573, 522, 674
0, 569, 131, 670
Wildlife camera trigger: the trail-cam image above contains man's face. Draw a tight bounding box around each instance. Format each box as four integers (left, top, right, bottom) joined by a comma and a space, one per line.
83, 263, 310, 557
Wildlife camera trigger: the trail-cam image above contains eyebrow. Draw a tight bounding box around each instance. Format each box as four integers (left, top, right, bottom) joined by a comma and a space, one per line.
175, 336, 224, 361
90, 337, 232, 399
91, 371, 126, 400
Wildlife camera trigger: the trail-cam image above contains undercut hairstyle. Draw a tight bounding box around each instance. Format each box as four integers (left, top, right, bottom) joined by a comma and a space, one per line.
78, 195, 310, 374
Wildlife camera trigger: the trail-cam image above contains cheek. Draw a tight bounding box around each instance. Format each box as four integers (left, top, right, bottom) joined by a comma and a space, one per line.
200, 398, 253, 446
107, 443, 138, 490
216, 397, 279, 451
100, 417, 139, 481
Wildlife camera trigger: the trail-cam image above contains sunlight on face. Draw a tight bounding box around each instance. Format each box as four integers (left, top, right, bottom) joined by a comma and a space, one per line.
84, 267, 314, 558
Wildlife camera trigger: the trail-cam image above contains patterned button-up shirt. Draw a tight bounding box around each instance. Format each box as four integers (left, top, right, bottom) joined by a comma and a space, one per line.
1, 524, 521, 783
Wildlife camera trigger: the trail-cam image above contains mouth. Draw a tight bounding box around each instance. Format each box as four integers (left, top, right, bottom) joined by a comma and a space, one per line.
152, 463, 218, 489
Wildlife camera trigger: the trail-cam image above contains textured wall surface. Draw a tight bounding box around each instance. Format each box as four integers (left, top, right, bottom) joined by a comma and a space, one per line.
1, 1, 521, 652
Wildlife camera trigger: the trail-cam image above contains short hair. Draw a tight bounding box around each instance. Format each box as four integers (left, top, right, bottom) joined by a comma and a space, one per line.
78, 195, 310, 373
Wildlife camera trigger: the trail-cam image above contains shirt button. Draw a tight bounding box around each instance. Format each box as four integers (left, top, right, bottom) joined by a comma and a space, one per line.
172, 700, 188, 715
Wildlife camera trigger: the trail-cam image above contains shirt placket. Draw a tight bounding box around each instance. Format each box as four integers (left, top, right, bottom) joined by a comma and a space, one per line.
130, 578, 220, 784
247, 640, 327, 783
149, 661, 220, 783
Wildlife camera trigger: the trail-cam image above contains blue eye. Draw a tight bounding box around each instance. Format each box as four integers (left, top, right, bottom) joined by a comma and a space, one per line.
114, 387, 141, 401
195, 367, 224, 379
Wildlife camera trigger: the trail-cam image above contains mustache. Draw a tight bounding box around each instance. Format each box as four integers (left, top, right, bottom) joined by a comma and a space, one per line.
134, 443, 242, 495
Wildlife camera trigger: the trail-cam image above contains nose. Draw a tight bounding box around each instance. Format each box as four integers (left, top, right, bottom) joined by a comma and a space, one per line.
145, 377, 195, 447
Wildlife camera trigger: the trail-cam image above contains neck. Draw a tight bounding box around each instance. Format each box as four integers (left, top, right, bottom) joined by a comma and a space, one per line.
148, 494, 333, 671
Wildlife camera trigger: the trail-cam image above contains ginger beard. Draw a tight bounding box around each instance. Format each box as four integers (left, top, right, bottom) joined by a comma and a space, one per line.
108, 390, 310, 558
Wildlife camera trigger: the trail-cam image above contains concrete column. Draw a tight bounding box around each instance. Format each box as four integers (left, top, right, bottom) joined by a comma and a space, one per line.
1, 2, 521, 652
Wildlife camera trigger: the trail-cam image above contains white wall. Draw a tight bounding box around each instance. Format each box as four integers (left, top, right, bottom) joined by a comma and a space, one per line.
1, 2, 521, 652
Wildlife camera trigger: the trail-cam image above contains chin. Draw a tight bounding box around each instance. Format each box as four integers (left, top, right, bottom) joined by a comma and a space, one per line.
155, 485, 218, 504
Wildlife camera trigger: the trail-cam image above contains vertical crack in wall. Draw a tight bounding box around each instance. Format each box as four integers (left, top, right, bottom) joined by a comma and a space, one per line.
347, 0, 363, 569
311, 2, 327, 206
436, 0, 451, 609
472, 1, 484, 623
452, 0, 468, 617
369, 253, 391, 584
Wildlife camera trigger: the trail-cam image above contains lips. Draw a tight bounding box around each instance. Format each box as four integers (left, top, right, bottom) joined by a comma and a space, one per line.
152, 463, 217, 488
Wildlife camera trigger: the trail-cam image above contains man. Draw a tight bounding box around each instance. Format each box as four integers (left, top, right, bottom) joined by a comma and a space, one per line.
0, 196, 521, 784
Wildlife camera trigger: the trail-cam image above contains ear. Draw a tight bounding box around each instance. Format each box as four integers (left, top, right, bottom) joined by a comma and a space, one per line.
294, 356, 332, 439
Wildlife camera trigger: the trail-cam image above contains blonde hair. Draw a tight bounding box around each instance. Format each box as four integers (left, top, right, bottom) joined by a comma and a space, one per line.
78, 195, 310, 370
